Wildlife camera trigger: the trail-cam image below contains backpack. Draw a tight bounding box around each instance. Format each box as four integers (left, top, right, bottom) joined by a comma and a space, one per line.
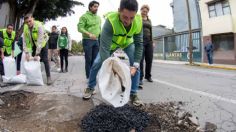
58, 35, 68, 49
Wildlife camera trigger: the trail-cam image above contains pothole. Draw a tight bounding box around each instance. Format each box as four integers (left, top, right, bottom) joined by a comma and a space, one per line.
0, 90, 37, 119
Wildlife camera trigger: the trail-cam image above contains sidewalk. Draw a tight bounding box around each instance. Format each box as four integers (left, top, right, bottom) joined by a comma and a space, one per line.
153, 59, 236, 70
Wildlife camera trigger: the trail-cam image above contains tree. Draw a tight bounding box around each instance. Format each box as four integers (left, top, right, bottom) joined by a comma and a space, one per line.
2, 0, 83, 29
186, 0, 193, 65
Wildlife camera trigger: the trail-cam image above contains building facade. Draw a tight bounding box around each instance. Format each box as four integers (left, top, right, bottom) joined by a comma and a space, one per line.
156, 0, 202, 62
199, 0, 236, 64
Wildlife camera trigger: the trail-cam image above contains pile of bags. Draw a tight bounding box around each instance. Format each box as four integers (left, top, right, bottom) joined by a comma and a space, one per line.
2, 53, 44, 86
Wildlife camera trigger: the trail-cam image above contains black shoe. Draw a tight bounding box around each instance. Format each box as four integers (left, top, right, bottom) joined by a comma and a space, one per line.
59, 70, 63, 73
47, 77, 53, 85
146, 78, 153, 82
65, 68, 68, 72
138, 85, 143, 90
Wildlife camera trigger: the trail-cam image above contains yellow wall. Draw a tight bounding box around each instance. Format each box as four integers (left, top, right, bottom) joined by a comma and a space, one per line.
199, 0, 236, 36
229, 0, 236, 32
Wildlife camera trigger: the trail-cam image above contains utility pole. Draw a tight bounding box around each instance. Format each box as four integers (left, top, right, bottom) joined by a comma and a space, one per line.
186, 0, 193, 64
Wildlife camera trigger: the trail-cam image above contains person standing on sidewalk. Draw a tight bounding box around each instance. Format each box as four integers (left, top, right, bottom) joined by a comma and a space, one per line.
83, 0, 143, 106
23, 14, 52, 85
48, 25, 60, 72
58, 27, 71, 73
139, 5, 154, 88
77, 0, 101, 79
204, 39, 214, 65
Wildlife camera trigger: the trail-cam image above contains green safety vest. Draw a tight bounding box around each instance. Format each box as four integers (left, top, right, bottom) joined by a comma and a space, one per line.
0, 29, 15, 55
58, 35, 68, 49
106, 12, 142, 50
23, 21, 47, 53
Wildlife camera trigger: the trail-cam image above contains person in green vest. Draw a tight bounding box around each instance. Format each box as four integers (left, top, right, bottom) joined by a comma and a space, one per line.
0, 24, 16, 76
57, 27, 71, 73
23, 14, 52, 85
77, 0, 101, 79
0, 24, 16, 59
0, 37, 4, 77
83, 0, 143, 106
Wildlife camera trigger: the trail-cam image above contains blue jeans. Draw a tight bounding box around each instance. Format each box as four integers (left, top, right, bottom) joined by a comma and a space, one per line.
207, 52, 213, 64
88, 44, 140, 94
82, 39, 99, 78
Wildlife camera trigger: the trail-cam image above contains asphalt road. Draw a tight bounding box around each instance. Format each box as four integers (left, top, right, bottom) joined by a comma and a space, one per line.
139, 61, 236, 131
1, 56, 236, 131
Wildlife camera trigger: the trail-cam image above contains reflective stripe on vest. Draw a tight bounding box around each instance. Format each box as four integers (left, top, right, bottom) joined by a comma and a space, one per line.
23, 21, 47, 53
107, 12, 142, 50
1, 29, 15, 55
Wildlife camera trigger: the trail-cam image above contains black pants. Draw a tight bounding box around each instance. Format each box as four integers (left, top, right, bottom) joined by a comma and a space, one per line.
16, 52, 22, 71
140, 43, 153, 80
60, 49, 68, 70
0, 52, 12, 75
32, 44, 51, 77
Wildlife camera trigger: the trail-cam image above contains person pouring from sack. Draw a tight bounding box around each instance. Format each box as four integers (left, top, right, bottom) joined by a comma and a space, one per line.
83, 0, 143, 106
22, 14, 52, 85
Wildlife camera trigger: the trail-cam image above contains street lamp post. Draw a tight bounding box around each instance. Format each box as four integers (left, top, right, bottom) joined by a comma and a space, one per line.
186, 0, 193, 65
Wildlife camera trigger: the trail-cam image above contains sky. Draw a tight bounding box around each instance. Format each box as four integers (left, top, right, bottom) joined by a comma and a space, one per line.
45, 0, 173, 41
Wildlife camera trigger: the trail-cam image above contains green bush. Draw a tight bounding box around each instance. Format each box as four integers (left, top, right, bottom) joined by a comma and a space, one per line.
71, 40, 83, 55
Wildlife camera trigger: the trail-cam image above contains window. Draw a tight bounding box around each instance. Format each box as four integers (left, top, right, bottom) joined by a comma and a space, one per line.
208, 4, 216, 17
222, 1, 231, 15
208, 0, 231, 18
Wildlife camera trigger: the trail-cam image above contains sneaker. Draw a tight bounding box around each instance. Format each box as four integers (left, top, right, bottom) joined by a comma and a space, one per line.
83, 88, 96, 100
130, 94, 143, 106
47, 77, 53, 85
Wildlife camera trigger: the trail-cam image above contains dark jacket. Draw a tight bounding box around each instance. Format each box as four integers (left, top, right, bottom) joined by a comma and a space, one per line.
48, 32, 59, 49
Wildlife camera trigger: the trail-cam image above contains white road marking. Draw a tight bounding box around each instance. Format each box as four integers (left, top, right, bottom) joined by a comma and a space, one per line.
153, 79, 236, 105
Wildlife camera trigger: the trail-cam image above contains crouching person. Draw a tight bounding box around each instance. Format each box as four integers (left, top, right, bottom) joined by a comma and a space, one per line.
23, 14, 52, 85
83, 0, 143, 106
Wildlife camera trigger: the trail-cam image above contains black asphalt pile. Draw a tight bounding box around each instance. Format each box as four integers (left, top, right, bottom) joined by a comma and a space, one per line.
81, 104, 150, 132
142, 102, 203, 132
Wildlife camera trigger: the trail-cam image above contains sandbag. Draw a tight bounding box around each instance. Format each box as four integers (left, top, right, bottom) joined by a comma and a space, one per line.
3, 57, 16, 78
2, 74, 26, 84
24, 60, 44, 86
97, 57, 131, 108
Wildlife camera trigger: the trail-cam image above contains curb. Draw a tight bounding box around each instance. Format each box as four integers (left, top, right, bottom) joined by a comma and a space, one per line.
185, 63, 236, 70
198, 64, 236, 70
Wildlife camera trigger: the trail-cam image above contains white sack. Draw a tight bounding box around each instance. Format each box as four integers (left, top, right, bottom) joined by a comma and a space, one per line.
3, 57, 16, 78
3, 74, 26, 84
97, 57, 131, 107
24, 60, 44, 86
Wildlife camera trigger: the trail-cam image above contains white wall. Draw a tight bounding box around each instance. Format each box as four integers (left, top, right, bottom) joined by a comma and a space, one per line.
199, 0, 235, 36
0, 2, 10, 28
